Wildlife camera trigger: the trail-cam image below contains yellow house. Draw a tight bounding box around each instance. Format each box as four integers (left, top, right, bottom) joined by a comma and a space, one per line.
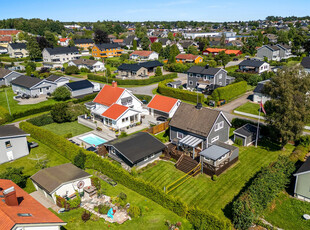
92, 43, 124, 58
73, 38, 94, 50
175, 54, 203, 64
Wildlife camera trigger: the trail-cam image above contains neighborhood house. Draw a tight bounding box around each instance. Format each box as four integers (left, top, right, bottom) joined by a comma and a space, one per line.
147, 94, 181, 118
117, 60, 163, 79
43, 46, 81, 68
238, 59, 270, 74
68, 58, 106, 72
0, 68, 24, 86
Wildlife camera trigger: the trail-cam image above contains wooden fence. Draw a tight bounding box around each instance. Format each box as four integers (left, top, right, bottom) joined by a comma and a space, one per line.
146, 121, 169, 135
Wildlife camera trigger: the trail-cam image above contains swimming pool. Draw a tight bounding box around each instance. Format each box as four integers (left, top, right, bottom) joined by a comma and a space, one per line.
80, 133, 107, 146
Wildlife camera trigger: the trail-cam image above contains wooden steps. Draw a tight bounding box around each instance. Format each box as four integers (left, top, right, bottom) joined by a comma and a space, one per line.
175, 154, 199, 175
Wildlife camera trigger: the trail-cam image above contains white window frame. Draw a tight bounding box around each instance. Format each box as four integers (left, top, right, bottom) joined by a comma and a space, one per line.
219, 74, 222, 79
177, 132, 184, 139
211, 136, 219, 143
215, 121, 224, 131
144, 157, 149, 161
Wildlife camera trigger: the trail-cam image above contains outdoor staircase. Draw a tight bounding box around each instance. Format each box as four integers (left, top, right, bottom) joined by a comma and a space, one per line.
175, 154, 200, 175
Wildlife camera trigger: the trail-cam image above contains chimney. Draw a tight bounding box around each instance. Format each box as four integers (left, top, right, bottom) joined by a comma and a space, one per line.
112, 81, 117, 88
205, 64, 209, 69
3, 186, 18, 206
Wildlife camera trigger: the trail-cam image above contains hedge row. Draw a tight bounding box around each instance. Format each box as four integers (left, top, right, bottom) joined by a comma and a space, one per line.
20, 121, 231, 230
87, 73, 177, 86
209, 81, 247, 104
232, 156, 295, 229
158, 80, 204, 104
27, 113, 54, 126
0, 56, 29, 62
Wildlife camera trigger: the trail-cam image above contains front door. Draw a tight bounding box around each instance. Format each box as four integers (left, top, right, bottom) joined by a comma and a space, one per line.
39, 88, 43, 94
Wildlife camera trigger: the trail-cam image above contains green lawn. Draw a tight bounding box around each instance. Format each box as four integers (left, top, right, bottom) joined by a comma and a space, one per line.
263, 192, 310, 230
138, 140, 294, 219
55, 169, 192, 230
235, 102, 261, 116
42, 121, 92, 137
0, 88, 60, 115
154, 129, 170, 143
0, 137, 70, 193
21, 62, 43, 67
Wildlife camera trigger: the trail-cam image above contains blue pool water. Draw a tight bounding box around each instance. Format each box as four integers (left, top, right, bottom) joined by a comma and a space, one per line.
80, 134, 107, 146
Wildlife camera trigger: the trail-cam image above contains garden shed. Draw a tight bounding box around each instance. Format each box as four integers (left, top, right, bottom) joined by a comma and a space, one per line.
233, 123, 258, 146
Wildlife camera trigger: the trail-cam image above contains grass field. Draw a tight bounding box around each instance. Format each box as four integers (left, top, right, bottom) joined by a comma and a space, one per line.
235, 101, 261, 116
55, 169, 192, 230
138, 140, 294, 219
0, 137, 70, 193
42, 121, 92, 137
0, 88, 60, 114
263, 192, 310, 230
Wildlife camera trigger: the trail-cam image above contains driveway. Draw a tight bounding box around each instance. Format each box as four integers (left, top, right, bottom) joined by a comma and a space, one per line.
219, 91, 253, 113
30, 191, 59, 211
225, 59, 243, 68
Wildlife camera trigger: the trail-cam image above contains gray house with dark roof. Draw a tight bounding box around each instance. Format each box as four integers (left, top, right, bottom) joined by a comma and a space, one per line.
169, 103, 231, 153
117, 61, 163, 79
65, 79, 94, 97
233, 123, 258, 146
31, 163, 92, 203
238, 59, 270, 74
42, 46, 81, 67
253, 79, 271, 103
294, 157, 310, 202
187, 65, 228, 90
46, 75, 69, 87
0, 68, 24, 86
104, 132, 166, 168
256, 45, 281, 61
11, 75, 57, 97
301, 57, 310, 73
0, 125, 30, 165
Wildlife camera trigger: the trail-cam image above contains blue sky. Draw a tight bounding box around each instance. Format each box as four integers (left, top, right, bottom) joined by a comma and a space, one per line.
1, 0, 310, 22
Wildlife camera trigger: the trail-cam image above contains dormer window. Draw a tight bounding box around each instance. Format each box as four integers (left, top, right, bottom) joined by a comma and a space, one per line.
17, 213, 32, 217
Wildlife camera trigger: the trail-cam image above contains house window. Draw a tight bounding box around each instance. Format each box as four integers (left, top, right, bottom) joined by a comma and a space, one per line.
196, 74, 200, 78
215, 121, 224, 131
211, 136, 219, 143
219, 74, 222, 79
144, 157, 149, 161
188, 81, 193, 85
219, 82, 222, 86
177, 132, 184, 139
150, 154, 155, 158
5, 141, 12, 148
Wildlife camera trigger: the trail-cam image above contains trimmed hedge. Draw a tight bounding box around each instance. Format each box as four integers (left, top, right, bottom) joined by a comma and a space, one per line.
19, 121, 231, 229
232, 156, 295, 230
87, 73, 177, 86
0, 56, 29, 62
209, 81, 247, 104
158, 80, 204, 104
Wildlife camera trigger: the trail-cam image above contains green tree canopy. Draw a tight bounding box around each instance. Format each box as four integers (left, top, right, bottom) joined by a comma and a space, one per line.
141, 36, 151, 50
0, 167, 27, 188
27, 37, 41, 60
151, 42, 162, 53
264, 66, 310, 145
52, 86, 71, 101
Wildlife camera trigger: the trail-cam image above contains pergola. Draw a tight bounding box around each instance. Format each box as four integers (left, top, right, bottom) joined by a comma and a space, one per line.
178, 135, 203, 159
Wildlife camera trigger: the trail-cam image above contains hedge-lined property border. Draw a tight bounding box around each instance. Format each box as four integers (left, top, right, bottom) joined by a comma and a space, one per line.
158, 79, 204, 104
87, 73, 177, 85
19, 121, 231, 230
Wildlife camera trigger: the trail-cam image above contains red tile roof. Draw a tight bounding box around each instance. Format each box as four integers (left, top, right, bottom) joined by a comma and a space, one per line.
0, 179, 65, 230
204, 48, 226, 53
147, 94, 179, 113
0, 30, 21, 36
113, 39, 124, 43
101, 104, 128, 120
93, 84, 125, 106
176, 54, 200, 60
0, 36, 12, 42
59, 38, 69, 42
225, 49, 242, 55
130, 50, 153, 57
149, 37, 158, 43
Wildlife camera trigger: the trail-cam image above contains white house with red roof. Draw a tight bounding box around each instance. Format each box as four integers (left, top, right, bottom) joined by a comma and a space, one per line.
90, 82, 143, 129
147, 94, 181, 118
130, 50, 159, 60
0, 179, 66, 230
58, 38, 71, 47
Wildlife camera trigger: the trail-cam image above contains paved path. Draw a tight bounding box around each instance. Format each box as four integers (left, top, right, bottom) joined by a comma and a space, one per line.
225, 59, 243, 68
30, 191, 58, 211
219, 91, 253, 113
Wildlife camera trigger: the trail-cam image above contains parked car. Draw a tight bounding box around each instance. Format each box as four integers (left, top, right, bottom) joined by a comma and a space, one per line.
233, 58, 238, 61
156, 116, 167, 122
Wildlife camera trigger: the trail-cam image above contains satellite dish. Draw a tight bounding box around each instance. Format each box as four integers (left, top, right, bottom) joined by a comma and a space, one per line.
77, 181, 85, 189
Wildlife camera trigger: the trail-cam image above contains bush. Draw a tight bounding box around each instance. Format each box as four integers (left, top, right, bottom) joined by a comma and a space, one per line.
289, 145, 308, 163
164, 63, 191, 73
81, 210, 91, 222
208, 81, 247, 104
67, 192, 81, 208
212, 175, 217, 181
91, 176, 101, 190
52, 86, 71, 101
27, 113, 54, 126
118, 192, 127, 202
0, 167, 27, 188
128, 205, 141, 218
87, 73, 177, 86
158, 80, 204, 104
118, 131, 128, 138
63, 133, 73, 138
155, 66, 163, 76
98, 204, 110, 214
0, 105, 12, 125
73, 150, 86, 169
65, 65, 79, 75
234, 138, 243, 146
232, 156, 295, 229
51, 102, 87, 123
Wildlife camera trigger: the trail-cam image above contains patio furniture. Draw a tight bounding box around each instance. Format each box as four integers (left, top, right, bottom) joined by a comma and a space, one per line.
83, 186, 97, 199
